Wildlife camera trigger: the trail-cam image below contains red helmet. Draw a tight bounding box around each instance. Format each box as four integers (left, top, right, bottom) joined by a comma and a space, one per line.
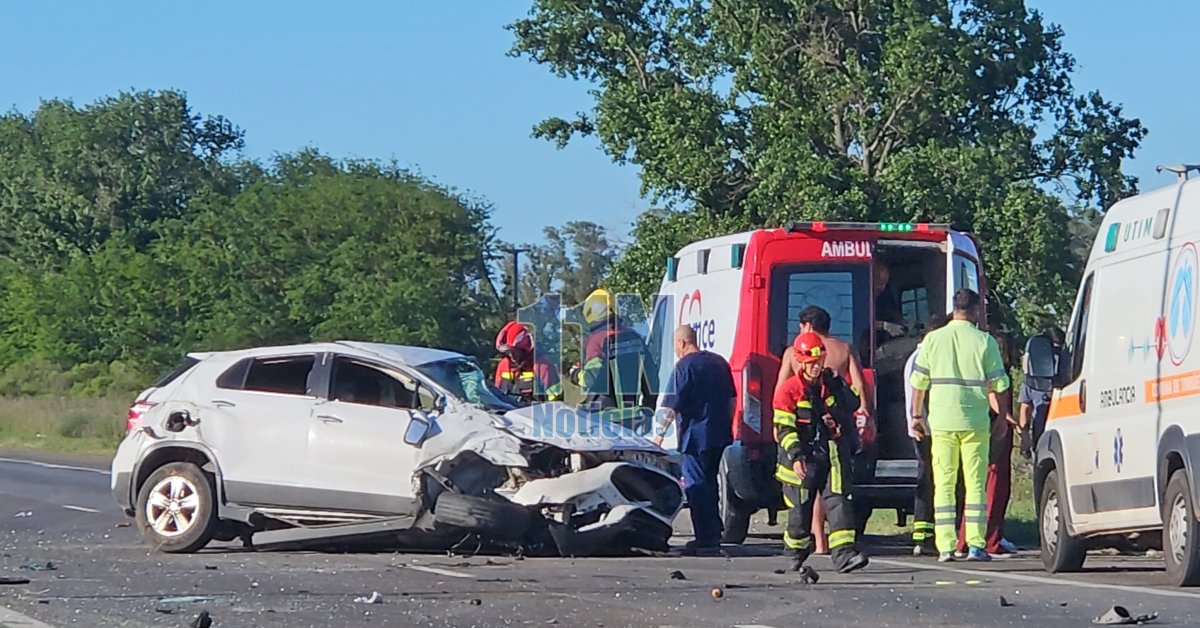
495, 321, 533, 356
793, 332, 826, 363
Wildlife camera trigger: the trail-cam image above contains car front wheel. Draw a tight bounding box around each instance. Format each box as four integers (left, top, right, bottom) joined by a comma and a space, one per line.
1164, 470, 1200, 586
1040, 469, 1086, 573
135, 462, 216, 554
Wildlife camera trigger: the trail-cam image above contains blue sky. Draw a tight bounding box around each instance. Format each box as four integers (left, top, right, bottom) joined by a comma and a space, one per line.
2, 1, 1196, 244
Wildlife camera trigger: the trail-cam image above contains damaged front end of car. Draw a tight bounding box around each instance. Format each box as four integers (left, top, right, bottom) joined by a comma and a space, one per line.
416, 403, 683, 556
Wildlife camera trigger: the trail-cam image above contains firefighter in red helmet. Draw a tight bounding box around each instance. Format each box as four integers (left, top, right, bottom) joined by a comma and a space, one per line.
494, 321, 562, 405
773, 332, 869, 579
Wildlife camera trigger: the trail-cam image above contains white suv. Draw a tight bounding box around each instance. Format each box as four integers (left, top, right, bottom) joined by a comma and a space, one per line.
111, 341, 682, 556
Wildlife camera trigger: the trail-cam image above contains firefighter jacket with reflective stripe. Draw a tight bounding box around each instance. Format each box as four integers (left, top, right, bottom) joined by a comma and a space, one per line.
494, 357, 562, 403
771, 370, 859, 486
578, 324, 652, 418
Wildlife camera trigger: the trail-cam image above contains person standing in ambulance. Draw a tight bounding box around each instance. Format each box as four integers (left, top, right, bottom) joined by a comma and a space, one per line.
494, 321, 563, 405
774, 332, 870, 577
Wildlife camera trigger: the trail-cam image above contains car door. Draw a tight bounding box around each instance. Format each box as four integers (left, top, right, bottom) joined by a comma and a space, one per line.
201, 353, 319, 507
304, 355, 429, 516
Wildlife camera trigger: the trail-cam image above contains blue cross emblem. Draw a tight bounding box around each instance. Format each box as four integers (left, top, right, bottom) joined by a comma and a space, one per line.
1113, 429, 1125, 473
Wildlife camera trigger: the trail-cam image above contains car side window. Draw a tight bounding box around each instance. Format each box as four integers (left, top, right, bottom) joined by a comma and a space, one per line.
1069, 273, 1095, 382
330, 358, 419, 410
217, 355, 316, 396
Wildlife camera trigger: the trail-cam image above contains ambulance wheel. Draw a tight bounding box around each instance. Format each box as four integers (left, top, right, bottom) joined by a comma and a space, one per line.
718, 466, 751, 545
1163, 470, 1200, 586
1040, 469, 1086, 573
853, 497, 873, 538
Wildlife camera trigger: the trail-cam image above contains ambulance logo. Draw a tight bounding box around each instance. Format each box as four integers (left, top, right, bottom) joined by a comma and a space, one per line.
1166, 242, 1198, 366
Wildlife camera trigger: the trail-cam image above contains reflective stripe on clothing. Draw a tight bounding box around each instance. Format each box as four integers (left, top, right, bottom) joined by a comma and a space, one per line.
828, 529, 855, 549
829, 441, 844, 495
783, 531, 811, 550
932, 428, 990, 552
776, 463, 802, 486
911, 320, 1011, 432
774, 409, 797, 428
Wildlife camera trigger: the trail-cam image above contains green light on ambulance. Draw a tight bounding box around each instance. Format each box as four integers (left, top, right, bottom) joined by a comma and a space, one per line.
879, 222, 915, 232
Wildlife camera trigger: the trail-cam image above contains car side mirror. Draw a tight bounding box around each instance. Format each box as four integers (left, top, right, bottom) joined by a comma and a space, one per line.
404, 413, 432, 446
1023, 336, 1062, 392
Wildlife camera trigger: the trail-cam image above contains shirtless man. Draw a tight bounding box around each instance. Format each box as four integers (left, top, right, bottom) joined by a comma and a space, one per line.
776, 305, 871, 553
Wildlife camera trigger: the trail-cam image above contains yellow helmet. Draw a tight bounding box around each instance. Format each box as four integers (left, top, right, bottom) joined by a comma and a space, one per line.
582, 288, 615, 326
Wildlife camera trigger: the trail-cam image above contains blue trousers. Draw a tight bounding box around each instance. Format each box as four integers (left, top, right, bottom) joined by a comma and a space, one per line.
682, 447, 724, 546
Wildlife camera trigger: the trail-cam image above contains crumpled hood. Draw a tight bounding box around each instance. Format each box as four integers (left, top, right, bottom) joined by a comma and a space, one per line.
500, 402, 665, 453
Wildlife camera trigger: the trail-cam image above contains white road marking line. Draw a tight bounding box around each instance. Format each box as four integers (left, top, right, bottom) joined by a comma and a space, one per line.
734, 625, 779, 628
0, 457, 109, 476
405, 565, 475, 579
0, 605, 58, 627
873, 557, 1200, 601
61, 505, 99, 513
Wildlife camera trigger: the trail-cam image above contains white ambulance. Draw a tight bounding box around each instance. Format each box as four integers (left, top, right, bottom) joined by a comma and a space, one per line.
1025, 165, 1200, 586
647, 222, 989, 543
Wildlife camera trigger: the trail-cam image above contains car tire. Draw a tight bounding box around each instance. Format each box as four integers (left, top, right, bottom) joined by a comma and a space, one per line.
135, 462, 216, 554
1163, 470, 1200, 586
435, 493, 531, 540
1040, 469, 1086, 573
718, 456, 751, 545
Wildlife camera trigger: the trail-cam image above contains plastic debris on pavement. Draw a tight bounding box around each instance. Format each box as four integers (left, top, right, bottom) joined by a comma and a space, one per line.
1093, 605, 1159, 625
354, 592, 383, 604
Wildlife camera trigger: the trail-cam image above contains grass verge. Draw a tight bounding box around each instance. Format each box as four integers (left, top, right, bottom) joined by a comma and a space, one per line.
0, 395, 127, 457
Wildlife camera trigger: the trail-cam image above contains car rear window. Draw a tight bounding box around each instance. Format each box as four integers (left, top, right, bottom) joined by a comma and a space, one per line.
227, 355, 317, 396
151, 356, 201, 389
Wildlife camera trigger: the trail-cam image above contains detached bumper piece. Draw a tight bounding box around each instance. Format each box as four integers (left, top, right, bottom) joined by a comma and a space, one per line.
547, 505, 673, 557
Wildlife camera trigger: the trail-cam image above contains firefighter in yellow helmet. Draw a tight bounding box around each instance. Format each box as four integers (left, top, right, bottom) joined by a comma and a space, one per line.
575, 288, 654, 433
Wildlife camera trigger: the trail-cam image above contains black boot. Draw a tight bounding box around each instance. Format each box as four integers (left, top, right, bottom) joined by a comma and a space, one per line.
837, 551, 869, 574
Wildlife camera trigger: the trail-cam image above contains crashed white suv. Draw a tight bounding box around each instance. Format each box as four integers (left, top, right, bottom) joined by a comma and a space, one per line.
111, 342, 682, 556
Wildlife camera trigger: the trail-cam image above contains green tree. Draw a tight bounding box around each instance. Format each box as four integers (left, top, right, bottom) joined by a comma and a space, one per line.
0, 90, 243, 269
510, 0, 1146, 332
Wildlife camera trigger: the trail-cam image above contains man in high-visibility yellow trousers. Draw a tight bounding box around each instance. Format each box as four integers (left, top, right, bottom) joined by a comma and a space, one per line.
909, 289, 1014, 562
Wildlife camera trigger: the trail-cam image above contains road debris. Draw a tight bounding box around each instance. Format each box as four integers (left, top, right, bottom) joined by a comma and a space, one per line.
1093, 605, 1159, 625
157, 596, 214, 605
354, 592, 383, 604
155, 608, 175, 615
190, 610, 213, 628
19, 561, 57, 572
13, 511, 33, 518
669, 570, 687, 580
711, 587, 723, 600
0, 577, 31, 585
1000, 596, 1014, 607
114, 522, 132, 528
204, 565, 218, 571
469, 599, 482, 606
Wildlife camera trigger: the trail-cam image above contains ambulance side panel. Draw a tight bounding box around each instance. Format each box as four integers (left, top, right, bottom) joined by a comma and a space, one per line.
1154, 179, 1200, 522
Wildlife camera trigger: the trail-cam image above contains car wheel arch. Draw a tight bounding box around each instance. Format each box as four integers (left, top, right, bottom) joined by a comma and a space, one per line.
1034, 430, 1075, 531
1158, 426, 1197, 521
132, 443, 224, 507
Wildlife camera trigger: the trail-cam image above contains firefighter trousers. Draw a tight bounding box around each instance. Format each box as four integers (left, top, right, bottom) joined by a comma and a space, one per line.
779, 441, 859, 570
931, 428, 990, 554
912, 436, 935, 546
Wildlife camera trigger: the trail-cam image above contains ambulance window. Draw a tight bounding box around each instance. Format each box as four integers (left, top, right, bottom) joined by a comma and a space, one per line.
954, 255, 980, 293
901, 287, 929, 328
1069, 273, 1094, 382
769, 264, 871, 364
646, 294, 673, 395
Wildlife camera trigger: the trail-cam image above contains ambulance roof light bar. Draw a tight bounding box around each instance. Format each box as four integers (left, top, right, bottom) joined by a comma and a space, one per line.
786, 221, 950, 233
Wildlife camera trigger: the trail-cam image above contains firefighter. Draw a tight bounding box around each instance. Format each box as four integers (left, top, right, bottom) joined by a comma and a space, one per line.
774, 332, 870, 578
494, 321, 562, 405
575, 288, 654, 434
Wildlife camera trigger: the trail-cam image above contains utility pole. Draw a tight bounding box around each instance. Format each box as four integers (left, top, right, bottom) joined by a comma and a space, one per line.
500, 245, 530, 316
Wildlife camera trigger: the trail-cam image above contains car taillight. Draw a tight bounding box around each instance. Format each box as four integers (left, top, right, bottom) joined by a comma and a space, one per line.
740, 362, 763, 436
126, 401, 157, 433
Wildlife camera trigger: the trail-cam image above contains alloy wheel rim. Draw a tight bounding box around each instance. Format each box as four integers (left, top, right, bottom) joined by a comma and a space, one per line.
145, 476, 200, 538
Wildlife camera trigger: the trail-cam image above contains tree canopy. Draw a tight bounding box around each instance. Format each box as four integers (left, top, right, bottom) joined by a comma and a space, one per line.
509, 0, 1146, 332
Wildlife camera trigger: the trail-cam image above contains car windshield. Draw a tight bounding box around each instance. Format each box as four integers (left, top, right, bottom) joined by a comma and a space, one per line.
415, 358, 516, 412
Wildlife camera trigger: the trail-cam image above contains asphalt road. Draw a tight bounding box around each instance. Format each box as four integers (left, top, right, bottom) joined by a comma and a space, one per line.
2, 451, 1199, 628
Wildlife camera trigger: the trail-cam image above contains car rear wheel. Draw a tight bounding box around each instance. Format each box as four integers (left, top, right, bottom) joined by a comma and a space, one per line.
1040, 469, 1085, 573
1163, 470, 1200, 586
135, 462, 216, 554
